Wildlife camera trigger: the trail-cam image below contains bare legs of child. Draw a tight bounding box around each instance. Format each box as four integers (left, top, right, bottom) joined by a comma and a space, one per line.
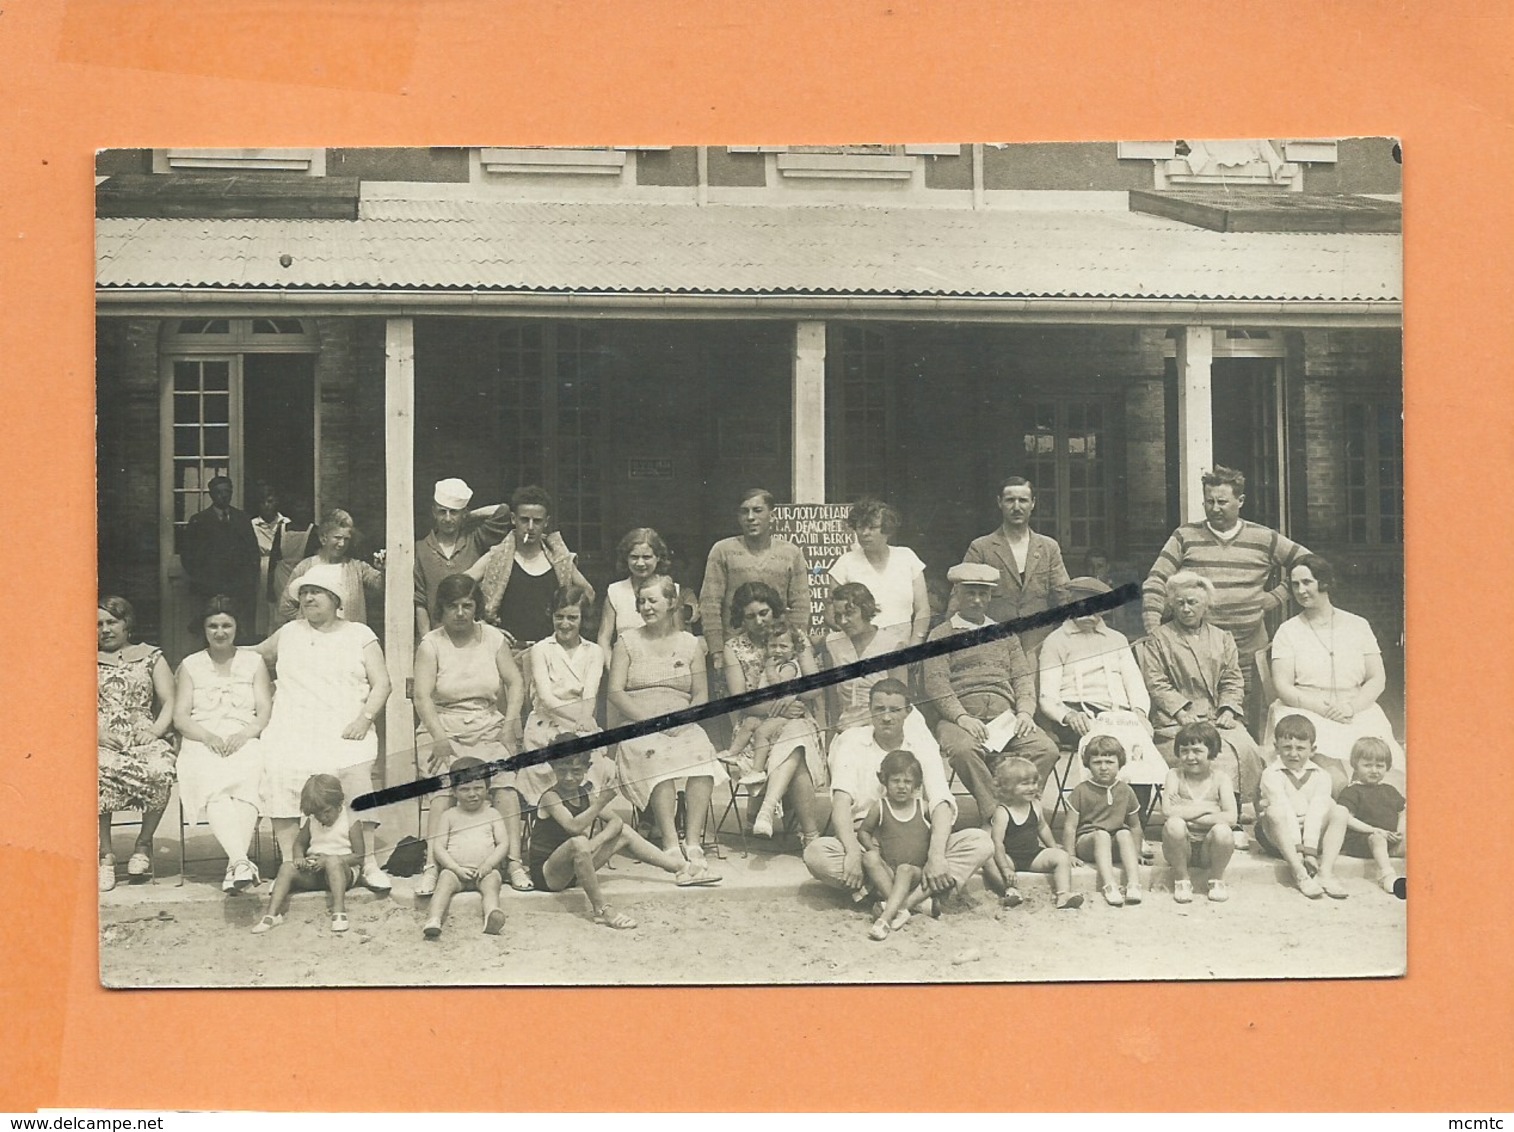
1076, 829, 1142, 906
1163, 819, 1234, 903
861, 849, 927, 940
984, 848, 1083, 909
422, 868, 505, 939
1262, 803, 1350, 899
490, 787, 534, 892
540, 813, 721, 930
252, 855, 353, 934
1363, 830, 1404, 896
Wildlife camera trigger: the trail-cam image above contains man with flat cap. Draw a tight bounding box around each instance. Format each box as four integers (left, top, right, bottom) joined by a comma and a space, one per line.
925, 562, 1061, 823
413, 478, 513, 639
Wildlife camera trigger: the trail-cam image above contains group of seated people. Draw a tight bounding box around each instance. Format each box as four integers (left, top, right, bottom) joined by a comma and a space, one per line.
98, 474, 1405, 941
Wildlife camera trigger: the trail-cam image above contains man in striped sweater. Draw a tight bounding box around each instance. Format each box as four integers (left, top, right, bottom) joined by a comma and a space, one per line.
1141, 466, 1309, 729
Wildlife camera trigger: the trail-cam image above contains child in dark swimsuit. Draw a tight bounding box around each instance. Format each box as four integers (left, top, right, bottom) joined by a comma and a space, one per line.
857, 749, 931, 941
529, 741, 720, 930
986, 756, 1082, 910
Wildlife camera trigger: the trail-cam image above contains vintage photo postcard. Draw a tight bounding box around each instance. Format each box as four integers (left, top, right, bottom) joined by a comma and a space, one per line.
95, 140, 1404, 987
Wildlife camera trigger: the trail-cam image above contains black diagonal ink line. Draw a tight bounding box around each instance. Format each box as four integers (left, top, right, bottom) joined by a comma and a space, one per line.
351, 583, 1138, 812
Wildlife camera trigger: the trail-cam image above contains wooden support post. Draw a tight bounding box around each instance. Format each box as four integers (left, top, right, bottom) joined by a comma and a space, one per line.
1175, 324, 1214, 523
792, 321, 826, 503
382, 317, 416, 834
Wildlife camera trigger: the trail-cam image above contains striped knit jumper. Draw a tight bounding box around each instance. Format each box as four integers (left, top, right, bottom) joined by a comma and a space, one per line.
1140, 520, 1308, 649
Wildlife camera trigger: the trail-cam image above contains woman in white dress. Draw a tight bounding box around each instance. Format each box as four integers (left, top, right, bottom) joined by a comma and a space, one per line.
518, 583, 616, 808
608, 575, 723, 881
173, 596, 271, 894
255, 563, 393, 892
827, 499, 929, 650
821, 581, 907, 734
1264, 554, 1404, 794
412, 572, 528, 896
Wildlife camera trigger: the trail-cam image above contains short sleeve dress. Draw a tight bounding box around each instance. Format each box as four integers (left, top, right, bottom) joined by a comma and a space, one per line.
98, 645, 176, 813
416, 623, 516, 785
828, 544, 925, 646
259, 619, 383, 819
821, 628, 895, 734
614, 628, 727, 810
1263, 610, 1405, 772
175, 648, 265, 821
518, 637, 616, 806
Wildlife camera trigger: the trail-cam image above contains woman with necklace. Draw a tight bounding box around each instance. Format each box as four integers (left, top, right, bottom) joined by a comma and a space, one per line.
412, 573, 529, 896
174, 595, 271, 893
255, 563, 394, 892
698, 488, 812, 658
97, 595, 177, 891
1264, 554, 1404, 794
609, 574, 723, 880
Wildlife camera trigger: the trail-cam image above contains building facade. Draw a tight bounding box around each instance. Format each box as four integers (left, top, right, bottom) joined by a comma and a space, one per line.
95, 141, 1404, 786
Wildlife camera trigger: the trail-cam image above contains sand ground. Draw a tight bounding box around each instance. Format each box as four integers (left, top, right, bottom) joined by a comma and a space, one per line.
100, 851, 1406, 988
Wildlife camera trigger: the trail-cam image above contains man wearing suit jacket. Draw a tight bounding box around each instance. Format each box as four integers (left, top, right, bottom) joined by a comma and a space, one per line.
961, 477, 1070, 656
181, 475, 260, 642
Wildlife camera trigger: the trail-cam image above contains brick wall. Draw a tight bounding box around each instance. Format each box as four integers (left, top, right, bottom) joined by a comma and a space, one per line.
96, 318, 164, 638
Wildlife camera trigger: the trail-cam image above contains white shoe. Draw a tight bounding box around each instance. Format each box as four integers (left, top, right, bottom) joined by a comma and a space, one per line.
361, 864, 393, 893
752, 812, 775, 838
1232, 827, 1250, 851
231, 858, 258, 891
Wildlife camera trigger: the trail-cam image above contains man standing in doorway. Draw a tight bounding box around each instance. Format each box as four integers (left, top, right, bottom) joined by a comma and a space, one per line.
961, 477, 1070, 657
1141, 465, 1310, 730
181, 476, 260, 641
413, 478, 513, 639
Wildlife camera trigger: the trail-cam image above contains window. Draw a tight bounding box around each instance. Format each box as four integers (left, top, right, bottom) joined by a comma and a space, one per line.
729, 146, 958, 182
1344, 401, 1403, 544
1021, 399, 1111, 552
498, 323, 607, 561
169, 360, 233, 555
826, 326, 891, 502
154, 149, 325, 175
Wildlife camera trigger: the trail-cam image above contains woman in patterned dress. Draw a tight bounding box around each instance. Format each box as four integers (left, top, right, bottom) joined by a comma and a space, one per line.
97, 595, 176, 891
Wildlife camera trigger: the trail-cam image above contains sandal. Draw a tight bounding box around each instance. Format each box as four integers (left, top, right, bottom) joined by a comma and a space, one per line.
1123, 882, 1143, 905
594, 906, 638, 930
98, 858, 117, 893
1102, 884, 1125, 907
888, 908, 911, 931
867, 919, 889, 941
505, 859, 534, 892
251, 913, 283, 935
1055, 891, 1084, 910
126, 850, 152, 878
484, 909, 506, 935
1173, 878, 1194, 904
330, 912, 350, 933
675, 861, 722, 887
360, 864, 393, 894
1207, 879, 1230, 903
231, 859, 259, 892
1297, 873, 1325, 899
751, 812, 775, 838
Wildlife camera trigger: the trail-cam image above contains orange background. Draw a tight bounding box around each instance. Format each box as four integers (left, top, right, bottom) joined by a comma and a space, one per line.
2, 0, 1511, 1112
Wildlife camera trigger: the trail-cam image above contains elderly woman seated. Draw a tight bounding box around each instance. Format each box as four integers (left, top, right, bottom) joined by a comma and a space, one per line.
1138, 569, 1266, 847
1038, 576, 1167, 804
